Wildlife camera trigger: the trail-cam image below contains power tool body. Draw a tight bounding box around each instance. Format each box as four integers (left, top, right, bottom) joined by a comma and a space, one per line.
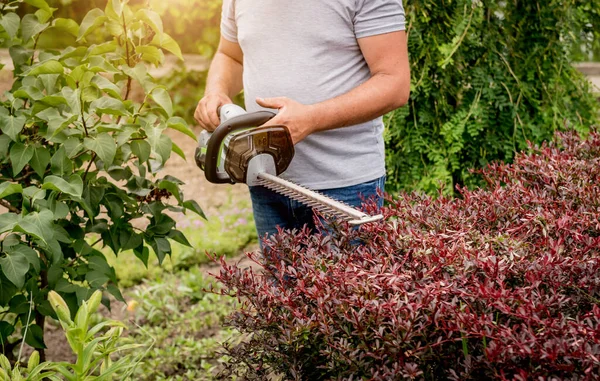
195, 104, 383, 225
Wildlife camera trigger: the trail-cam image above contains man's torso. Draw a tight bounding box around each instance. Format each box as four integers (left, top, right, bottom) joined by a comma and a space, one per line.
227, 0, 390, 189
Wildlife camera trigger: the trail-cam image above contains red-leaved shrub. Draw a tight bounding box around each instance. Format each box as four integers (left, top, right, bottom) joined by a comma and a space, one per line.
214, 130, 600, 380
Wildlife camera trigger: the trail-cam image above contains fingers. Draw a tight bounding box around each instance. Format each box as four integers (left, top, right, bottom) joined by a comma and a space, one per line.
256, 97, 287, 110
194, 94, 231, 131
206, 98, 223, 128
261, 113, 284, 127
194, 102, 208, 130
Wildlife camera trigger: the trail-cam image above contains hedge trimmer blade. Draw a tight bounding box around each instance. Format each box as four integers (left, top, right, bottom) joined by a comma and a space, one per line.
256, 173, 383, 226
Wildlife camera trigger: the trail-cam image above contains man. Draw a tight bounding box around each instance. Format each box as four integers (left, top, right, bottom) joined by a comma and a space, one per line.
195, 0, 410, 240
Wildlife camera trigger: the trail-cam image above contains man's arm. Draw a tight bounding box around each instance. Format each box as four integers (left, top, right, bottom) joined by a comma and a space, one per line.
258, 31, 410, 144
194, 36, 244, 131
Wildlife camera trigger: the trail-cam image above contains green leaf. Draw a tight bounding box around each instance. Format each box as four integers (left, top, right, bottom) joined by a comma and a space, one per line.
0, 13, 20, 39
130, 140, 151, 163
25, 0, 53, 12
27, 60, 64, 76
151, 32, 183, 60
61, 87, 81, 114
39, 73, 60, 94
105, 0, 123, 20
135, 45, 164, 66
107, 284, 124, 302
9, 295, 30, 314
0, 135, 11, 158
88, 41, 117, 56
158, 179, 182, 203
24, 324, 46, 349
0, 274, 18, 306
10, 245, 40, 274
136, 9, 163, 34
30, 146, 51, 177
172, 141, 186, 160
78, 8, 107, 41
50, 146, 73, 176
38, 94, 67, 107
150, 88, 173, 117
23, 187, 46, 207
168, 229, 191, 247
119, 230, 143, 252
42, 174, 83, 198
86, 271, 109, 288
183, 200, 206, 220
15, 210, 54, 244
0, 113, 26, 141
0, 183, 22, 200
0, 252, 29, 288
63, 137, 82, 158
13, 85, 45, 101
84, 133, 116, 166
21, 14, 49, 43
9, 45, 32, 74
0, 322, 15, 345
150, 237, 171, 265
52, 18, 78, 37
10, 143, 35, 176
122, 63, 152, 93
35, 8, 55, 24
89, 97, 129, 116
133, 245, 149, 268
146, 125, 172, 165
167, 116, 196, 140
0, 214, 20, 235
91, 75, 121, 99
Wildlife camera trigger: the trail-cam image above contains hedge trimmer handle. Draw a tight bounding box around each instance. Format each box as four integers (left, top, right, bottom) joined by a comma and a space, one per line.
195, 104, 277, 184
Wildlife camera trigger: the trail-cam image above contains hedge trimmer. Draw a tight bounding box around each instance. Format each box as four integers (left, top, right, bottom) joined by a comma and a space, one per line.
194, 104, 383, 225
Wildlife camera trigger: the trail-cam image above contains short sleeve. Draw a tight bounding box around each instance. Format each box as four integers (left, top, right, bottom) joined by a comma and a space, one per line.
221, 0, 238, 43
354, 0, 406, 39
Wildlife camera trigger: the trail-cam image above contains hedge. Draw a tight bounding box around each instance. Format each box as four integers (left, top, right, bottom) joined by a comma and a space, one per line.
216, 129, 600, 380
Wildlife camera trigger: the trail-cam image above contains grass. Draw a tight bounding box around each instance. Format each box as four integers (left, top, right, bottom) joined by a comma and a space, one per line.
116, 267, 240, 380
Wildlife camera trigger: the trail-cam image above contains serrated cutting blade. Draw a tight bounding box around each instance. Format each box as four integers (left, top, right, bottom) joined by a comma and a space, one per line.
256, 173, 383, 226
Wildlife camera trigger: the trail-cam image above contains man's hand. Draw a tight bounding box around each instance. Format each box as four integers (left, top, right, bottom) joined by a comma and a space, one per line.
194, 92, 233, 131
256, 97, 318, 144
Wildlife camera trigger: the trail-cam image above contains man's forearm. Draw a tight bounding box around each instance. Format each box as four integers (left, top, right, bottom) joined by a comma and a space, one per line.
311, 72, 409, 133
205, 51, 244, 99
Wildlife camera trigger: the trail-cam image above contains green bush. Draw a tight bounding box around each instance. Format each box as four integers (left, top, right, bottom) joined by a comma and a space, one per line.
0, 0, 202, 360
26, 0, 223, 57
386, 0, 600, 194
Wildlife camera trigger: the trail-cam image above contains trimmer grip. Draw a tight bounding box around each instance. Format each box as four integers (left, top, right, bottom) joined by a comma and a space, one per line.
205, 111, 276, 184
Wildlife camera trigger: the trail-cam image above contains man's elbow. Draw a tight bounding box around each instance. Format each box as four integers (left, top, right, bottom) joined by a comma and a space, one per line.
385, 71, 410, 111
390, 75, 411, 110
394, 86, 410, 109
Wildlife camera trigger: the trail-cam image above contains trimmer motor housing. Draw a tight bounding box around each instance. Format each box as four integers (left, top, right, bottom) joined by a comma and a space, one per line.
194, 105, 294, 186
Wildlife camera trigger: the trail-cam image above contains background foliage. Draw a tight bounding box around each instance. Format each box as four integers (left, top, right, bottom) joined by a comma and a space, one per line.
386, 0, 600, 194
21, 0, 222, 57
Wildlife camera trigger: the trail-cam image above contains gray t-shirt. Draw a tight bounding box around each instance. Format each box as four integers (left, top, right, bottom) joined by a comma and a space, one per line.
221, 0, 406, 189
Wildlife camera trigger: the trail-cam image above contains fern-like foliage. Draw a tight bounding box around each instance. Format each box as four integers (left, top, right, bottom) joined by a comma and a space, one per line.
386, 0, 600, 194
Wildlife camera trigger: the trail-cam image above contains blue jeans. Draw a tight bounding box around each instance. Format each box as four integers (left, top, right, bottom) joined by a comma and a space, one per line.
249, 176, 385, 240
